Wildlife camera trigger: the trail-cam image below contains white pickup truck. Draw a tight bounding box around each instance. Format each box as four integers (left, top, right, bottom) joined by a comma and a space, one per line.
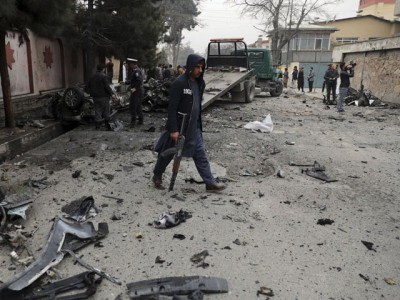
202, 38, 257, 109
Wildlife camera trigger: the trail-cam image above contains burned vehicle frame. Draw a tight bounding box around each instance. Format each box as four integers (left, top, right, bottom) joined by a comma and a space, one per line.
45, 83, 130, 125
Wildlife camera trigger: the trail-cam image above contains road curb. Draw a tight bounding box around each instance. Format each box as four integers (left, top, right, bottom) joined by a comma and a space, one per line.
0, 122, 67, 160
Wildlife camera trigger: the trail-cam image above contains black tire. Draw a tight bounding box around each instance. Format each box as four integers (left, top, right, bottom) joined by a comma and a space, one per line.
270, 81, 283, 97
244, 81, 256, 103
63, 86, 84, 109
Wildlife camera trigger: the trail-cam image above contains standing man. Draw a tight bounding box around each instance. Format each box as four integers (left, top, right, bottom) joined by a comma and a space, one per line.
87, 64, 115, 130
307, 67, 314, 92
152, 54, 226, 193
324, 64, 339, 105
291, 66, 298, 88
126, 58, 144, 127
283, 67, 289, 88
106, 58, 114, 83
297, 66, 305, 93
337, 62, 355, 113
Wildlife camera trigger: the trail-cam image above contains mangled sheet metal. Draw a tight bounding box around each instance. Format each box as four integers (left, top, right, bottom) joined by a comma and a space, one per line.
0, 217, 108, 296
0, 191, 37, 222
300, 161, 337, 183
127, 276, 229, 299
22, 271, 101, 300
62, 196, 99, 222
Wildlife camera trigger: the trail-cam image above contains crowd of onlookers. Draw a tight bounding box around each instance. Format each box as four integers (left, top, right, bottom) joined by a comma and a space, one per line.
145, 64, 186, 82
278, 62, 354, 113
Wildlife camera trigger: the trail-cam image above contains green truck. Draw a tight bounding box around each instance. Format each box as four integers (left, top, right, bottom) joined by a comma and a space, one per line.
247, 48, 283, 97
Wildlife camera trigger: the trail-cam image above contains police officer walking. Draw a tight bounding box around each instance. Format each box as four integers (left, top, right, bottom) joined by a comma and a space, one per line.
87, 63, 115, 130
126, 58, 144, 127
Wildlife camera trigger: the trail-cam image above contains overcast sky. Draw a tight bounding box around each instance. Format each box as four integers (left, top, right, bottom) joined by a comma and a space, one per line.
183, 0, 360, 54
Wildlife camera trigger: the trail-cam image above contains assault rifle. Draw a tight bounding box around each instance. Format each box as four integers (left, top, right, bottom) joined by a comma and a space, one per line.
161, 112, 188, 191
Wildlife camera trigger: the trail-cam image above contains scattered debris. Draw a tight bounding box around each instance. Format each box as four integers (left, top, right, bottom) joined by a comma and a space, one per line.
258, 191, 264, 198
153, 209, 192, 229
72, 170, 81, 178
24, 177, 49, 189
173, 233, 186, 240
62, 196, 99, 222
285, 141, 295, 145
232, 239, 242, 245
190, 250, 209, 264
277, 170, 285, 178
111, 211, 122, 221
20, 271, 102, 300
135, 232, 144, 239
317, 218, 334, 225
7, 229, 29, 248
384, 277, 396, 285
301, 161, 337, 182
155, 256, 165, 264
108, 120, 124, 131
103, 173, 114, 181
257, 286, 274, 297
126, 276, 228, 299
0, 217, 108, 293
359, 274, 370, 282
361, 240, 377, 252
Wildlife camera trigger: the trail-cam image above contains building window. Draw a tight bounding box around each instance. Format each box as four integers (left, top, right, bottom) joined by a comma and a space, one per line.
290, 33, 330, 50
336, 37, 358, 43
315, 34, 330, 50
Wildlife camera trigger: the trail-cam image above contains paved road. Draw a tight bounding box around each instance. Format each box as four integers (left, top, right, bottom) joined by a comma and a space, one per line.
1, 90, 399, 299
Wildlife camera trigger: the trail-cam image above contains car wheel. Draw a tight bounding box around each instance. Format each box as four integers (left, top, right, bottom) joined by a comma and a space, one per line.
63, 87, 84, 109
270, 81, 283, 97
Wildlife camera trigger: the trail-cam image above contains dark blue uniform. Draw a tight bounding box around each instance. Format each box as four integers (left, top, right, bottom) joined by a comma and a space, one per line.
153, 54, 217, 187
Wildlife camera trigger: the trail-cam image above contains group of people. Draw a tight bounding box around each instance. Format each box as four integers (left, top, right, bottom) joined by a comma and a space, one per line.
86, 54, 226, 193
282, 66, 315, 93
282, 63, 354, 112
146, 64, 186, 81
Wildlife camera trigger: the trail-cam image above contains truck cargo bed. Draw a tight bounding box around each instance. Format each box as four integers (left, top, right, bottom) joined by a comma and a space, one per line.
202, 67, 253, 109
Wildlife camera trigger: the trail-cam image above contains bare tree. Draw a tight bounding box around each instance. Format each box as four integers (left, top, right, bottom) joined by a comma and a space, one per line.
161, 0, 200, 67
231, 0, 343, 63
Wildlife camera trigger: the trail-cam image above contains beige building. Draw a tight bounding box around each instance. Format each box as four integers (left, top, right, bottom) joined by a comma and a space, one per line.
358, 0, 399, 20
317, 15, 400, 46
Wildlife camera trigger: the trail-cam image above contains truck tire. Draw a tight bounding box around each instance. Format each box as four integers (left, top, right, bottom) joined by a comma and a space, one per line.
63, 86, 84, 109
270, 81, 283, 97
244, 81, 256, 103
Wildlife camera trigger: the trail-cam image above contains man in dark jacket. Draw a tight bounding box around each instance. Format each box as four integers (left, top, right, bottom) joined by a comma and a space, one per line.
126, 58, 144, 127
337, 62, 355, 113
324, 64, 339, 105
87, 64, 115, 130
152, 54, 226, 192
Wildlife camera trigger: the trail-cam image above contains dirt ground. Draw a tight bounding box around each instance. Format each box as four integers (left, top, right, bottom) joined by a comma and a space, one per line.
0, 89, 399, 299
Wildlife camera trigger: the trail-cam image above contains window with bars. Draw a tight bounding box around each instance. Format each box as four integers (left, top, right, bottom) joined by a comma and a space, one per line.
336, 37, 359, 43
